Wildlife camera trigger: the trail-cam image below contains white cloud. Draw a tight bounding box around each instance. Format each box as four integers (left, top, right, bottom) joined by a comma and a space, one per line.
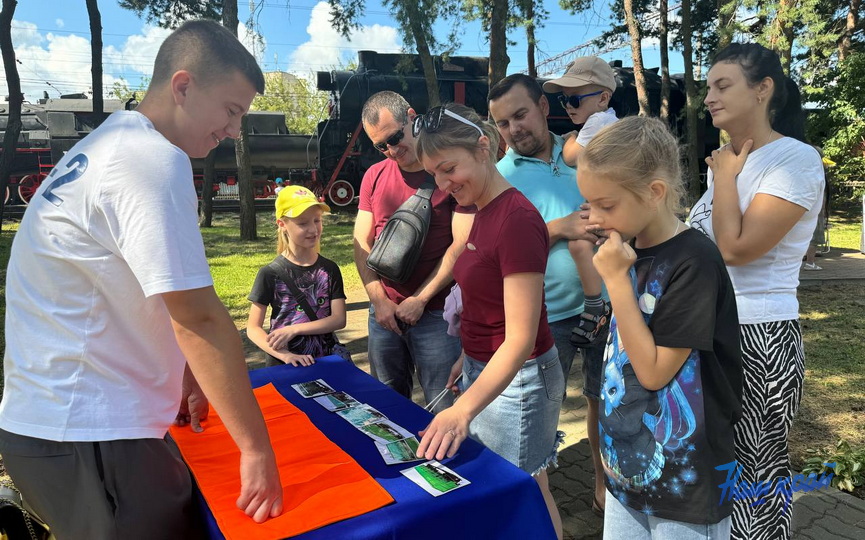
289, 2, 401, 73
2, 20, 171, 102
55, 19, 64, 29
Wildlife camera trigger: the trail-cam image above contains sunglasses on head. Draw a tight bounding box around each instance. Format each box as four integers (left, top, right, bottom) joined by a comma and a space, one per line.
412, 106, 485, 138
373, 123, 407, 153
558, 90, 604, 109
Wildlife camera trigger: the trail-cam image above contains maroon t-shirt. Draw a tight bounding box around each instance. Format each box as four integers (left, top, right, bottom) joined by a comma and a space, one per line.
453, 188, 554, 362
359, 158, 467, 310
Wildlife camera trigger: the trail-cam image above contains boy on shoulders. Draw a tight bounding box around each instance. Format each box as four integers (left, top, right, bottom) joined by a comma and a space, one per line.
544, 56, 619, 167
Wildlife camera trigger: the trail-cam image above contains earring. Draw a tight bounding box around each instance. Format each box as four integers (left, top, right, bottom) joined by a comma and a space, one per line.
758, 96, 763, 104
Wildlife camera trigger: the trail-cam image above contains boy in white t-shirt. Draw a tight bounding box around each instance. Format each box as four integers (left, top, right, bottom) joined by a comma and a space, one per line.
543, 56, 619, 348
0, 20, 283, 537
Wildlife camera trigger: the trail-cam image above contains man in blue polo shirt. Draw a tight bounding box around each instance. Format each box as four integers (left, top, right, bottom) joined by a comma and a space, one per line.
489, 73, 608, 515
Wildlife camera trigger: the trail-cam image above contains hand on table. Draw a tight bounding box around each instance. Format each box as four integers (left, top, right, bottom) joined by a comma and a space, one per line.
275, 352, 315, 367
417, 406, 471, 461
237, 450, 284, 523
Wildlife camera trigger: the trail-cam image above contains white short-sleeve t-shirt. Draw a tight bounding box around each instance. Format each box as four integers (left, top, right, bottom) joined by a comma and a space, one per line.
0, 111, 213, 441
688, 137, 824, 324
576, 108, 618, 147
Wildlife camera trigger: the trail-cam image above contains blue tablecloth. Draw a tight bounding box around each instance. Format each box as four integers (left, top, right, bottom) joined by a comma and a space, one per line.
200, 355, 556, 540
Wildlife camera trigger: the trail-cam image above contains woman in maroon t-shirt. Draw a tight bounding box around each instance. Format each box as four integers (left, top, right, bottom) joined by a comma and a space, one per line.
413, 104, 564, 539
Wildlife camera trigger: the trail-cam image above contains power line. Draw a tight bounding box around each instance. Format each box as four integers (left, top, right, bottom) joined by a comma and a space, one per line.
533, 4, 682, 77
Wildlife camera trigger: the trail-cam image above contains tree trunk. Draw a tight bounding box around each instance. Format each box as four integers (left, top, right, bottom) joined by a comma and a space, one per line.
768, 0, 796, 72
86, 0, 103, 116
199, 149, 217, 227
408, 16, 441, 107
0, 0, 22, 227
838, 0, 861, 62
624, 0, 651, 116
525, 1, 537, 79
488, 0, 510, 89
717, 0, 736, 49
236, 118, 256, 240
223, 0, 257, 240
681, 0, 702, 206
659, 0, 670, 121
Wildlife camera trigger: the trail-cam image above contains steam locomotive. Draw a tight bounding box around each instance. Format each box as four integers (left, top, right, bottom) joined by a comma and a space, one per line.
0, 50, 716, 208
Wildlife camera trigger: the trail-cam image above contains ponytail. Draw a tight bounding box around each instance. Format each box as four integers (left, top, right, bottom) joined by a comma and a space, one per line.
771, 76, 806, 142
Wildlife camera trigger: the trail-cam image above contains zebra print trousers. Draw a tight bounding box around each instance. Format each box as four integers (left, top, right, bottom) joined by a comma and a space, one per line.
732, 320, 805, 540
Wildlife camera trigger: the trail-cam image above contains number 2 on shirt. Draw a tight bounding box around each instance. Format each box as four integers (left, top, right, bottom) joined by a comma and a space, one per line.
42, 153, 89, 206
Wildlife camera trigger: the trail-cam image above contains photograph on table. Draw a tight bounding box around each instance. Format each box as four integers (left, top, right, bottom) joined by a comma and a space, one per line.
313, 390, 361, 412
375, 437, 423, 465
291, 379, 336, 398
401, 460, 471, 497
336, 404, 386, 427
359, 419, 415, 444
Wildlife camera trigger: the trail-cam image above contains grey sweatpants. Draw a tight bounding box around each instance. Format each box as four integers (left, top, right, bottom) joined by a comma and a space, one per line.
0, 429, 203, 540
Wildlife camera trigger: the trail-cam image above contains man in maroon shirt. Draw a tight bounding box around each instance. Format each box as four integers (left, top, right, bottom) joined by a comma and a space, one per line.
353, 91, 473, 413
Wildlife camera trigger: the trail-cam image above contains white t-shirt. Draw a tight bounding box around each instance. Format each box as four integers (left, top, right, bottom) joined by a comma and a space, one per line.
576, 108, 618, 147
688, 137, 824, 324
0, 111, 213, 441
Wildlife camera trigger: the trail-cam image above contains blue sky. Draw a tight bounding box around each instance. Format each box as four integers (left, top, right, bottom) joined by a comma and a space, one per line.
2, 0, 684, 102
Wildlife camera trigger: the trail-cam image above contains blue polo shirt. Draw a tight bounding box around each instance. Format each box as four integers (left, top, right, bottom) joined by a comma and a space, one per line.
496, 133, 585, 322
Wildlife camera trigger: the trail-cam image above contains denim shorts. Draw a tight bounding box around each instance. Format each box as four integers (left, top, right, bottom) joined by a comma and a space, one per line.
463, 347, 565, 475
604, 491, 732, 540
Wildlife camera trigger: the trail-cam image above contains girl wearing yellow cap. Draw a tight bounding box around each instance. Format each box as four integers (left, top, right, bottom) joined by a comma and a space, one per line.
246, 186, 350, 366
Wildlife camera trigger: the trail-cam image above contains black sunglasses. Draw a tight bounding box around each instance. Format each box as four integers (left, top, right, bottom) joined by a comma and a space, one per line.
558, 90, 604, 109
412, 106, 484, 138
373, 123, 407, 153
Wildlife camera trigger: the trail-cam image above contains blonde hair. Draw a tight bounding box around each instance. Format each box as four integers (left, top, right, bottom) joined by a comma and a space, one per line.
276, 225, 292, 256
578, 116, 684, 213
415, 104, 500, 163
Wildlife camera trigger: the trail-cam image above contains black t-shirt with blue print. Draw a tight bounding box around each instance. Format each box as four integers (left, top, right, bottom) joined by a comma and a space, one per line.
600, 228, 743, 524
248, 254, 345, 359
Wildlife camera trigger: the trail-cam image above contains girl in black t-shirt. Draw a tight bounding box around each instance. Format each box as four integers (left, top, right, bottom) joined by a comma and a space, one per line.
578, 116, 743, 539
246, 186, 348, 367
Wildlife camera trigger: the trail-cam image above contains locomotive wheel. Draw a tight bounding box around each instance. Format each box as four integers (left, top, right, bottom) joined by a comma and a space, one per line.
18, 173, 47, 205
328, 179, 355, 207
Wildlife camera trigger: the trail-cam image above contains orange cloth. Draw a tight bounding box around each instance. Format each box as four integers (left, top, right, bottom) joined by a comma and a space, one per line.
170, 383, 394, 539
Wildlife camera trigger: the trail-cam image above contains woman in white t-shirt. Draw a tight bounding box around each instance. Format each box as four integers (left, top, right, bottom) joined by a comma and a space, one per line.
689, 43, 824, 540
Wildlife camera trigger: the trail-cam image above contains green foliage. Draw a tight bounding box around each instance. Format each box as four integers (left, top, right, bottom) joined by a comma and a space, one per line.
108, 77, 150, 102
804, 52, 865, 191
802, 440, 865, 493
251, 75, 329, 135
118, 0, 221, 29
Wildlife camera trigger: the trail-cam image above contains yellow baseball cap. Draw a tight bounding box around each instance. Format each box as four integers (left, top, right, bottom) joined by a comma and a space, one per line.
275, 185, 331, 219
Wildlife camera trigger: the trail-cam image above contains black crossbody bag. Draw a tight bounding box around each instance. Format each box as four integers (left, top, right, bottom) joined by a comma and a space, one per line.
270, 259, 352, 362
366, 179, 435, 284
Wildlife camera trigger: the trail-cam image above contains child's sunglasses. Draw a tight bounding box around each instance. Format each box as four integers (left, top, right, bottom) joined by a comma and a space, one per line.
412, 106, 484, 137
373, 124, 407, 153
558, 90, 604, 109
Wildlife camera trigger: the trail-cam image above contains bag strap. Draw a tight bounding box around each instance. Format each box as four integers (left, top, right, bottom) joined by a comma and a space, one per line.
413, 178, 435, 201
271, 258, 319, 322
